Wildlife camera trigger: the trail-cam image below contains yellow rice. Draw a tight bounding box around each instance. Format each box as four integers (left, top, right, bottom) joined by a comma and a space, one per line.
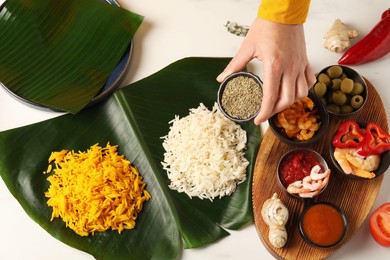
44, 143, 151, 236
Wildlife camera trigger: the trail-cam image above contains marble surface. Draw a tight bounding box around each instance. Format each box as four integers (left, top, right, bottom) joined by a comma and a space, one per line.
1, 0, 389, 259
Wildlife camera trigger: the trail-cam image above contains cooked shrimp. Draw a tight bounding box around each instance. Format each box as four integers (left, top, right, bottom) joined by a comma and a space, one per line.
297, 112, 313, 130
334, 148, 380, 178
333, 148, 353, 174
345, 153, 380, 172
277, 111, 297, 131
290, 100, 305, 113
302, 177, 323, 191
296, 129, 315, 141
299, 190, 320, 198
285, 128, 301, 138
309, 121, 320, 132
310, 166, 330, 181
286, 181, 311, 194
301, 97, 315, 110
318, 173, 330, 189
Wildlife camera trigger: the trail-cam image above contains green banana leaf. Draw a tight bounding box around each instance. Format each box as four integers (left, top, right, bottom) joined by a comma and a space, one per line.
0, 0, 143, 114
0, 57, 261, 259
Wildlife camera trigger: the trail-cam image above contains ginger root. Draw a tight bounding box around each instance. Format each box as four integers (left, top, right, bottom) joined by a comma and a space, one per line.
324, 19, 359, 53
261, 193, 289, 248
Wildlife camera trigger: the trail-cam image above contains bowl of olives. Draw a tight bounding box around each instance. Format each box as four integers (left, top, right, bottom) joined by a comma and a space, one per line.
312, 65, 367, 117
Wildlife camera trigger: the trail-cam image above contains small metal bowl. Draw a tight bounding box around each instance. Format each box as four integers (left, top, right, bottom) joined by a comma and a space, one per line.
217, 71, 263, 123
299, 201, 347, 248
313, 65, 368, 117
268, 92, 329, 146
329, 121, 390, 180
277, 148, 330, 199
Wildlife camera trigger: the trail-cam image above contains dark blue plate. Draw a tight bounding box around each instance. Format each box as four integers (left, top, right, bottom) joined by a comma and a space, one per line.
0, 0, 133, 111
88, 0, 133, 107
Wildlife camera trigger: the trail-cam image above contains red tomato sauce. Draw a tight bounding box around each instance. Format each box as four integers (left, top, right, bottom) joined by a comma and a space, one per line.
279, 152, 320, 187
301, 203, 345, 247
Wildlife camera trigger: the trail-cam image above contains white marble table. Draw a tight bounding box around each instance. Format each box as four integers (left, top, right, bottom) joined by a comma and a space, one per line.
1, 0, 389, 259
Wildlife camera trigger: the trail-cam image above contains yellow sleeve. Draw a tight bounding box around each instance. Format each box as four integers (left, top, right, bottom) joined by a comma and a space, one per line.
258, 0, 311, 24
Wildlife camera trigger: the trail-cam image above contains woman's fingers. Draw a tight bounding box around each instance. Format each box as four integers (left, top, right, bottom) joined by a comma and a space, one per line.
216, 44, 254, 82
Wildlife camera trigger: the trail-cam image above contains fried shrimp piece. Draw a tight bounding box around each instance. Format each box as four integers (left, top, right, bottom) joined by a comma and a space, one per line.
345, 153, 380, 172
301, 96, 315, 110
333, 147, 379, 179
286, 180, 311, 194
277, 110, 298, 130
297, 129, 315, 141
310, 165, 330, 180
333, 148, 354, 174
297, 112, 313, 130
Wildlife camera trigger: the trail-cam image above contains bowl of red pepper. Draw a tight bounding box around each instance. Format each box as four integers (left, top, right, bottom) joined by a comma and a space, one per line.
277, 148, 330, 199
329, 120, 390, 180
312, 65, 368, 117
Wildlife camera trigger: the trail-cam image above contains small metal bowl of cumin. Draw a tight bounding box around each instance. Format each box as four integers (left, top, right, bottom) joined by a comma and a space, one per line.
217, 71, 263, 123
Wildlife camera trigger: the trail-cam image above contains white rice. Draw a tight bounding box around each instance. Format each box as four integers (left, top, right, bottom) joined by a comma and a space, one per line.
161, 102, 249, 201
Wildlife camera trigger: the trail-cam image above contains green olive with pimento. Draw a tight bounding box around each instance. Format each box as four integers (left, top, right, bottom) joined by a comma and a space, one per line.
313, 65, 367, 115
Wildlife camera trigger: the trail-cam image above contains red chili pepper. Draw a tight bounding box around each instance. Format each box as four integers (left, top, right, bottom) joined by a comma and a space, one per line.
338, 10, 390, 65
357, 122, 390, 156
332, 121, 365, 148
381, 8, 390, 20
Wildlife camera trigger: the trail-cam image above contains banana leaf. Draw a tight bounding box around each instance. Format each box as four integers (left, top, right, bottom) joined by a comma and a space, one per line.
0, 0, 143, 114
0, 57, 261, 259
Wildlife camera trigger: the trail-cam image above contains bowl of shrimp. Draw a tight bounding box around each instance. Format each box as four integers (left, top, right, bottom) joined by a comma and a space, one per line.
269, 92, 329, 146
277, 148, 331, 199
329, 121, 390, 180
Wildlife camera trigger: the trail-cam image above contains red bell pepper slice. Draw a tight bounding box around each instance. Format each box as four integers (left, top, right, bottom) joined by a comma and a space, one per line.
358, 122, 390, 156
332, 121, 365, 148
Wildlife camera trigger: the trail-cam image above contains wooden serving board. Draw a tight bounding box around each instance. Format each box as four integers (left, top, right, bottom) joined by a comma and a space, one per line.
252, 78, 388, 259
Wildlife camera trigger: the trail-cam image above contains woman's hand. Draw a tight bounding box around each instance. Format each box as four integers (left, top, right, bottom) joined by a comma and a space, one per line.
217, 17, 316, 125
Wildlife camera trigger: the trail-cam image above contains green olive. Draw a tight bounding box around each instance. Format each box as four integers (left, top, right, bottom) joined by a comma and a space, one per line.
350, 82, 364, 95
351, 95, 364, 109
332, 90, 347, 106
341, 104, 354, 114
340, 73, 348, 80
327, 65, 343, 79
327, 103, 341, 114
314, 82, 327, 97
317, 73, 331, 86
340, 78, 354, 94
330, 78, 342, 91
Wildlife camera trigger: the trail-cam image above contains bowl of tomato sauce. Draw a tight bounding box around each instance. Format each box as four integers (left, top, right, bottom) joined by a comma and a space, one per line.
277, 148, 330, 199
299, 201, 347, 248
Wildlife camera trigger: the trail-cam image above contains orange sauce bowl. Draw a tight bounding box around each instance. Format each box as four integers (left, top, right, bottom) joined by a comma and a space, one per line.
299, 201, 347, 248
